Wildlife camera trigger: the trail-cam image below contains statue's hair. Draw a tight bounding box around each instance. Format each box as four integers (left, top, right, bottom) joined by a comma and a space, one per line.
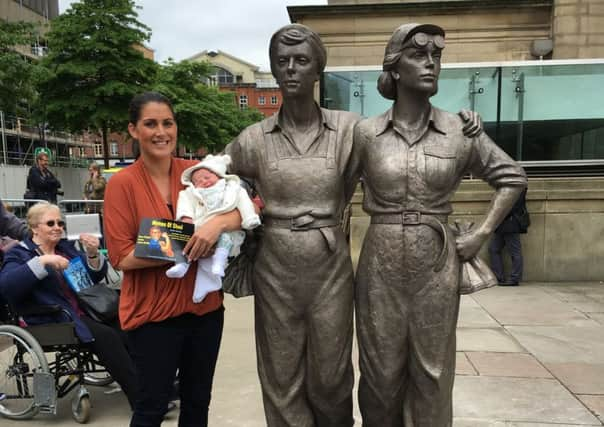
269, 24, 327, 76
378, 23, 445, 100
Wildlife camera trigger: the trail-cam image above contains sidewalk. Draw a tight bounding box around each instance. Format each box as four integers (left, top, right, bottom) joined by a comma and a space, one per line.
4, 281, 603, 426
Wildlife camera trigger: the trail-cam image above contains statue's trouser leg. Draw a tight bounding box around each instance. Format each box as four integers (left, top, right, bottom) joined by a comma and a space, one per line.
356, 223, 460, 427
254, 228, 355, 427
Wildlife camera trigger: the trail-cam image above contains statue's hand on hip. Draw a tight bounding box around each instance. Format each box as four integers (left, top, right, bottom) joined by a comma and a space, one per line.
455, 227, 488, 261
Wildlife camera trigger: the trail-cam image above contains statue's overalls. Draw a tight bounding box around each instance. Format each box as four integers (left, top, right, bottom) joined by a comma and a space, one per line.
352, 107, 527, 427
227, 108, 359, 427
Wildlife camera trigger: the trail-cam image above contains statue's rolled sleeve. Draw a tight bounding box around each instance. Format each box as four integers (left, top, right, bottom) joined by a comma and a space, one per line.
225, 127, 260, 179
469, 132, 528, 189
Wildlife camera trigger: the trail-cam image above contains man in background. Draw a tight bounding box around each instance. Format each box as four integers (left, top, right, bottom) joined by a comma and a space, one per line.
489, 188, 530, 286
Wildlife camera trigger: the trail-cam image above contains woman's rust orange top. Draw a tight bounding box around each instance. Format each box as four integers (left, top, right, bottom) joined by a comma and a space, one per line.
104, 157, 223, 330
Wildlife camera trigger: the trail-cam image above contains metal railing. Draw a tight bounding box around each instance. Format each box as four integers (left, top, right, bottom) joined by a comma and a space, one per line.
3, 199, 104, 219
58, 200, 104, 215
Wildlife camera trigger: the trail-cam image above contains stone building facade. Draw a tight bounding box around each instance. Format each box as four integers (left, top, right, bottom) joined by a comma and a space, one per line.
288, 0, 604, 282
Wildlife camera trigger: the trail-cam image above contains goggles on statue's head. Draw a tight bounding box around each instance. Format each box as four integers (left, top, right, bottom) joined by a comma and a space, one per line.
403, 32, 446, 50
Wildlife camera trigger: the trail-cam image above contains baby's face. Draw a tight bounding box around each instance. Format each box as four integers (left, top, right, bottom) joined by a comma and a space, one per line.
191, 168, 219, 188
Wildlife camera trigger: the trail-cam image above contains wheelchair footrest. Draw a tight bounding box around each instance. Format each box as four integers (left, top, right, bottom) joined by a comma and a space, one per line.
34, 372, 57, 414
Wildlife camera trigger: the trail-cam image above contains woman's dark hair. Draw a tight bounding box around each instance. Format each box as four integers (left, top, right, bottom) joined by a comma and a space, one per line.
128, 92, 175, 124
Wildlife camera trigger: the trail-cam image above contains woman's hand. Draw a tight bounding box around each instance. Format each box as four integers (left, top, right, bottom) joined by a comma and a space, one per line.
183, 219, 222, 262
40, 254, 70, 270
455, 228, 489, 261
79, 233, 100, 257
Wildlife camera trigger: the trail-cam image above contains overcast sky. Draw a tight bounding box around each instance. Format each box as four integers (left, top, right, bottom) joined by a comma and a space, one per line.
58, 0, 328, 71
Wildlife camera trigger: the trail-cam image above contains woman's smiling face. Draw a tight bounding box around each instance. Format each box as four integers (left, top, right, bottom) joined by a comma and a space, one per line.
32, 207, 64, 246
128, 101, 177, 161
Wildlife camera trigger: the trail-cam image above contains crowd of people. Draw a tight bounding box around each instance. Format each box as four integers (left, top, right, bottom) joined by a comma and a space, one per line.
0, 22, 528, 427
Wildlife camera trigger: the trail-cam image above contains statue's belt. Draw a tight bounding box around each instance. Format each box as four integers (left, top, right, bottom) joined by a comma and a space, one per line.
263, 214, 341, 231
370, 212, 449, 272
263, 214, 341, 252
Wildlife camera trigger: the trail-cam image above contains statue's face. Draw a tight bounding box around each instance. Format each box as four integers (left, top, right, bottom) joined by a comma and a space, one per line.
272, 40, 320, 98
394, 32, 442, 95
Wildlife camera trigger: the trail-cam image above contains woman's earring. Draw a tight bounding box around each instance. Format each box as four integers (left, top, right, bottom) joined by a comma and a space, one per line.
391, 71, 400, 80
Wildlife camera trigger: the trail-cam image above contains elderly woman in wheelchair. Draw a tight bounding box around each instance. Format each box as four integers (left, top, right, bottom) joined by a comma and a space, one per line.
0, 202, 137, 422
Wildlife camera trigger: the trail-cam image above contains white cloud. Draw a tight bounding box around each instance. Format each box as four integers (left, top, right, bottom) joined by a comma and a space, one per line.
58, 0, 327, 70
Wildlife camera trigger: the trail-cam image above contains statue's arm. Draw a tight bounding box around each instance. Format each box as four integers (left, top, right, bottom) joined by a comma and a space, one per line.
343, 121, 367, 204
456, 132, 527, 260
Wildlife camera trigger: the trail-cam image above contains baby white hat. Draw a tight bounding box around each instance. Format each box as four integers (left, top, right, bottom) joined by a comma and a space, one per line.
181, 154, 233, 185
196, 154, 231, 178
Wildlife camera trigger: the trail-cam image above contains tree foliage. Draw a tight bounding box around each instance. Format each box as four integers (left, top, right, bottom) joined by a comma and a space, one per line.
37, 0, 157, 167
153, 59, 263, 153
0, 20, 41, 115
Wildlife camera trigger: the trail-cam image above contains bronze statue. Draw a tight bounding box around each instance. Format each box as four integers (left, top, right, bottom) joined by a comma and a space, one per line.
349, 23, 528, 426
224, 23, 487, 427
225, 24, 358, 426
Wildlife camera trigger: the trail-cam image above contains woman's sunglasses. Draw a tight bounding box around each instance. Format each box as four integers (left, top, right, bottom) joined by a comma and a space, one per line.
44, 220, 65, 228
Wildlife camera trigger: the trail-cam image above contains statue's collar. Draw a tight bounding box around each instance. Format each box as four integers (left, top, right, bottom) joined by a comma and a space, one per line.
375, 106, 447, 137
263, 104, 337, 134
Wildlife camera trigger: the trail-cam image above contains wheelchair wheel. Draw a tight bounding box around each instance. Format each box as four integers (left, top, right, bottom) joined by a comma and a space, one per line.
0, 325, 50, 420
71, 393, 91, 423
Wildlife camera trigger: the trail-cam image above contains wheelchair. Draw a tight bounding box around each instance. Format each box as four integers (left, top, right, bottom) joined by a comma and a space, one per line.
0, 302, 113, 423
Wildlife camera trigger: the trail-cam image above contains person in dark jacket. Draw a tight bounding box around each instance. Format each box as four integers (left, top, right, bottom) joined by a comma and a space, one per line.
0, 196, 29, 241
489, 188, 529, 286
25, 152, 62, 203
0, 202, 138, 409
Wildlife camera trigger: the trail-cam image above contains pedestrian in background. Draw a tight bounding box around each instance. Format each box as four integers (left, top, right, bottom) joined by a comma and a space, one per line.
83, 162, 106, 213
489, 187, 530, 286
0, 196, 28, 241
1, 196, 29, 264
25, 152, 62, 203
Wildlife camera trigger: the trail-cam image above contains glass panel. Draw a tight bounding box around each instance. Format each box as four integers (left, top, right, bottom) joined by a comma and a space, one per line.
323, 62, 604, 162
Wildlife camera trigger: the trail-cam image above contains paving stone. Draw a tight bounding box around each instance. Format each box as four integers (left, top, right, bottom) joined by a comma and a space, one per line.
460, 294, 482, 308
545, 363, 604, 394
454, 419, 507, 426
458, 305, 500, 328
577, 395, 604, 423
507, 326, 604, 364
457, 328, 526, 353
453, 376, 600, 425
466, 352, 553, 378
473, 286, 596, 326
456, 352, 478, 376
588, 312, 604, 325
568, 298, 604, 314
210, 296, 264, 427
507, 423, 602, 426
457, 423, 601, 427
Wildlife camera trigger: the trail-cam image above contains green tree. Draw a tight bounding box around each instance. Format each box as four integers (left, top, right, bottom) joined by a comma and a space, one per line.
0, 20, 40, 116
153, 59, 263, 153
38, 0, 157, 168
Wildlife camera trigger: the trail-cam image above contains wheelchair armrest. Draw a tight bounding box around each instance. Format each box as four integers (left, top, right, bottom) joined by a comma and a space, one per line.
18, 304, 64, 317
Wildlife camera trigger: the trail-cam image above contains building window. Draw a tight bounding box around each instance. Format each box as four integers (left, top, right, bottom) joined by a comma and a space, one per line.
110, 142, 119, 156
258, 96, 265, 105
239, 95, 248, 110
271, 96, 278, 105
209, 67, 234, 85
94, 143, 103, 157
